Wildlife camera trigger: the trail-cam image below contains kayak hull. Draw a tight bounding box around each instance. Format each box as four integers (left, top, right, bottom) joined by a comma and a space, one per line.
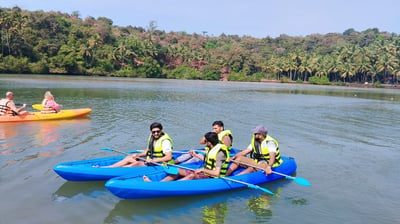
105, 156, 297, 199
53, 148, 240, 181
0, 108, 91, 123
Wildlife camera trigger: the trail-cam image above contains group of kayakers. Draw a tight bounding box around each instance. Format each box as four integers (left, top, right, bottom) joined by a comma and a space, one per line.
106, 120, 282, 181
0, 91, 62, 116
2, 90, 282, 181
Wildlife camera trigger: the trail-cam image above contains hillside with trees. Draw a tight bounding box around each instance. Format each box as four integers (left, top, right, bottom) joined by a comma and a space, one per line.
1, 6, 399, 86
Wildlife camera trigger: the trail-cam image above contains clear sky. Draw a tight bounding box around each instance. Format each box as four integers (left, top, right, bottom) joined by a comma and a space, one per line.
1, 0, 399, 38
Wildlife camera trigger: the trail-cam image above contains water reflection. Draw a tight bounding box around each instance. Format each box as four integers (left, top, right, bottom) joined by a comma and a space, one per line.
0, 118, 91, 167
201, 202, 228, 224
34, 121, 62, 147
104, 191, 236, 223
103, 183, 293, 224
257, 86, 400, 102
247, 194, 272, 222
52, 181, 107, 202
0, 123, 18, 150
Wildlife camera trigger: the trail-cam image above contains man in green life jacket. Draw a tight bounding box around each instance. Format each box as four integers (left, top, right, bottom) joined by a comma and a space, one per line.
174, 120, 233, 164
226, 125, 283, 176
143, 132, 230, 181
107, 122, 174, 167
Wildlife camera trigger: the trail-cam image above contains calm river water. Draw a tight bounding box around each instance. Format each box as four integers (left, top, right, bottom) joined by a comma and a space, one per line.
1, 75, 399, 224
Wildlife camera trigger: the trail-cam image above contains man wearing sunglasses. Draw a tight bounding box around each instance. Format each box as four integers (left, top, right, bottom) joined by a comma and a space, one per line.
108, 122, 174, 167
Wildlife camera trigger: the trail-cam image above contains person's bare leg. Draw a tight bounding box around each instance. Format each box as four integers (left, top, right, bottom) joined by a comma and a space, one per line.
179, 173, 196, 181
161, 174, 180, 181
226, 163, 239, 176
108, 155, 136, 167
143, 175, 152, 182
160, 168, 187, 181
237, 167, 256, 175
124, 161, 146, 167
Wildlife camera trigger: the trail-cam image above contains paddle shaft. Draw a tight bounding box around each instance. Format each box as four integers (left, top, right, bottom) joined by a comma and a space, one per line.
101, 148, 166, 167
165, 163, 274, 195
230, 159, 281, 175
15, 103, 32, 107
231, 159, 311, 186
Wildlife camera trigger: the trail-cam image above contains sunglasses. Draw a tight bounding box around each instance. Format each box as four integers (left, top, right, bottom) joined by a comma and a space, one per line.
152, 130, 161, 134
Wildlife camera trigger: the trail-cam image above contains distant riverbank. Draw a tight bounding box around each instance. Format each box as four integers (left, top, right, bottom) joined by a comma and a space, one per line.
260, 79, 399, 89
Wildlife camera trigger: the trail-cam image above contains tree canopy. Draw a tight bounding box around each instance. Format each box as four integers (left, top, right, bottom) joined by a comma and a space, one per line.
1, 7, 399, 86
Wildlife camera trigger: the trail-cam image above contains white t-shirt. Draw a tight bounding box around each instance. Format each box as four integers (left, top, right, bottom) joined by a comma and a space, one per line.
161, 139, 173, 154
246, 140, 277, 153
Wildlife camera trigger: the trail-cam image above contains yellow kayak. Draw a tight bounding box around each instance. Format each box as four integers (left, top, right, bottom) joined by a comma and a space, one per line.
0, 108, 91, 123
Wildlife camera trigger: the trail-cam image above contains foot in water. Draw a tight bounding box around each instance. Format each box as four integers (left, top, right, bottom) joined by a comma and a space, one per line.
143, 175, 152, 182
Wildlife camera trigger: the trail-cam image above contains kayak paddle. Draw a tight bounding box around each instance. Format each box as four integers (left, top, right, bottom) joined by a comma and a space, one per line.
165, 163, 274, 195
231, 159, 311, 186
99, 147, 179, 175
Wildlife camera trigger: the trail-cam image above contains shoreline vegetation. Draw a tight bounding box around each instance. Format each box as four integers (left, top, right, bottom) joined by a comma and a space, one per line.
259, 79, 399, 89
0, 7, 399, 89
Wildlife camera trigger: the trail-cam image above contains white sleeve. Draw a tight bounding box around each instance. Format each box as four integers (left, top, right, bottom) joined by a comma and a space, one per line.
267, 141, 277, 153
263, 141, 277, 153
246, 144, 252, 150
162, 140, 173, 154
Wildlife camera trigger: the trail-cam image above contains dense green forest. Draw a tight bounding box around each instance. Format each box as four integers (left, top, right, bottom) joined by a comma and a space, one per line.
1, 6, 399, 86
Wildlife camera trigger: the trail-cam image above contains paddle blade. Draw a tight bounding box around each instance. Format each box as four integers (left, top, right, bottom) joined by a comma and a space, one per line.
100, 147, 113, 152
247, 184, 274, 195
162, 164, 179, 175
292, 177, 311, 186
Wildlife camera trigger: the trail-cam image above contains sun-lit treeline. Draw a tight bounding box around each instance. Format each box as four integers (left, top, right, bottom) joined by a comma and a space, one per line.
1, 7, 399, 85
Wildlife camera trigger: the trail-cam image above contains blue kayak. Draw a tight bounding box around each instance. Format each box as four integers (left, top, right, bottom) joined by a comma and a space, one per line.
53, 149, 240, 181
105, 156, 297, 199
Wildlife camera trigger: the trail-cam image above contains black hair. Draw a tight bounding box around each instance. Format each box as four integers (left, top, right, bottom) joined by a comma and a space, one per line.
150, 122, 163, 130
204, 132, 219, 146
212, 120, 224, 128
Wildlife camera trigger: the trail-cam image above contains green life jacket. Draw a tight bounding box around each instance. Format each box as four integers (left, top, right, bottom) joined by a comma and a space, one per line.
250, 135, 283, 167
218, 129, 233, 151
204, 143, 230, 177
146, 132, 174, 163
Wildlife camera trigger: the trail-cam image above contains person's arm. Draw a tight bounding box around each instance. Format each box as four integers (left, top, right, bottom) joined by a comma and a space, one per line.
8, 101, 25, 114
199, 136, 206, 144
265, 141, 277, 166
222, 135, 232, 148
134, 149, 148, 158
196, 166, 221, 177
232, 146, 251, 159
47, 100, 62, 111
190, 150, 205, 161
267, 152, 276, 167
150, 140, 172, 163
152, 151, 172, 163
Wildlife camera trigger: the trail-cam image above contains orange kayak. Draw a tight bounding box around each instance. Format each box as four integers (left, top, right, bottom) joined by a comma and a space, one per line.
0, 108, 91, 123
